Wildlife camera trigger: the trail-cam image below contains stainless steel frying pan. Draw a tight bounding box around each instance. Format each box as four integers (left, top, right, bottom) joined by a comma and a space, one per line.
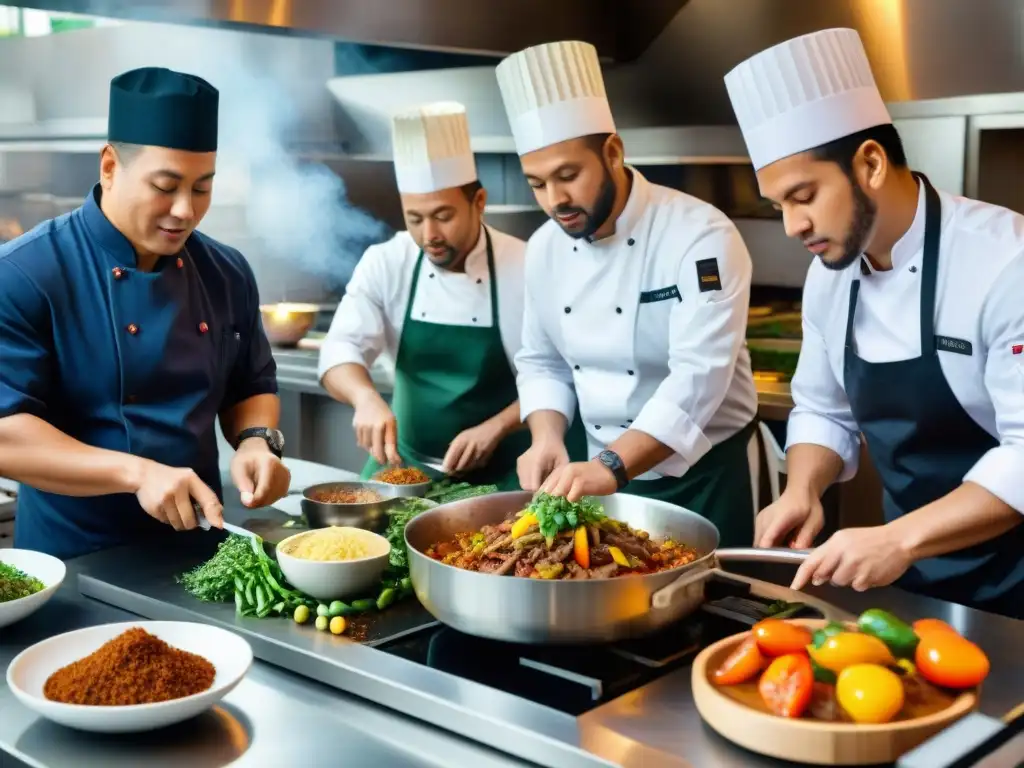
405, 490, 824, 644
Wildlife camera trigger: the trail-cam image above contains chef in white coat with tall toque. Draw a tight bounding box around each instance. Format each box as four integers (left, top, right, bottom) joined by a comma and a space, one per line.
725, 29, 1024, 619
318, 103, 547, 490
496, 41, 759, 547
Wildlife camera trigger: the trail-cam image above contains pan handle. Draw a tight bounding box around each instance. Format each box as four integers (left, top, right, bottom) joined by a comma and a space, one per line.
716, 547, 811, 564
651, 563, 718, 611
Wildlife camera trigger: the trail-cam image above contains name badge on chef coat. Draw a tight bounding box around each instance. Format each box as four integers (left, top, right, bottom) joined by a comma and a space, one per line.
935, 335, 973, 356
639, 285, 682, 304
696, 258, 722, 292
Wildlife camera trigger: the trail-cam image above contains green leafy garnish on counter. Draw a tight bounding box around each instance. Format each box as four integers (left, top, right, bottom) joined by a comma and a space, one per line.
424, 480, 498, 505
0, 561, 45, 603
527, 493, 606, 542
177, 533, 315, 618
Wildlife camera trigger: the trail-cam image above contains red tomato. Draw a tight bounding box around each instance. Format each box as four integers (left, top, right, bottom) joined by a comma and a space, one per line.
752, 619, 813, 657
759, 653, 814, 718
915, 631, 990, 689
714, 635, 765, 686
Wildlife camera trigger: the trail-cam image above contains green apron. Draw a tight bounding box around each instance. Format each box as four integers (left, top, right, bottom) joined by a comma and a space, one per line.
361, 229, 531, 491
624, 420, 757, 548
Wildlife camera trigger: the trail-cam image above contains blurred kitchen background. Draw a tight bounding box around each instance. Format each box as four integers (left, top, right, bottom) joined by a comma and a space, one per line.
1, 0, 1023, 542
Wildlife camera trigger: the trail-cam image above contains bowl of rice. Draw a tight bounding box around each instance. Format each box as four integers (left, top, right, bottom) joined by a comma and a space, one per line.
276, 526, 391, 601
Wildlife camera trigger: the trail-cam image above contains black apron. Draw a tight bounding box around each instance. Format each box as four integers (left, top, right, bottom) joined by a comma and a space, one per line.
843, 174, 1024, 620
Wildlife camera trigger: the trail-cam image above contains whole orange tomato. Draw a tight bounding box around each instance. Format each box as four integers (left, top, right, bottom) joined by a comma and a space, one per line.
752, 619, 813, 657
915, 630, 990, 689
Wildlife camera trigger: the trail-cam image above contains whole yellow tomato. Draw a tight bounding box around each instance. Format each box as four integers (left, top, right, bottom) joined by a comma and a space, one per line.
836, 664, 905, 724
808, 632, 896, 673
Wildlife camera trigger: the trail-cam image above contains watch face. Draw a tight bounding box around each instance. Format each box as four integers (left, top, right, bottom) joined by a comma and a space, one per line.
267, 429, 285, 451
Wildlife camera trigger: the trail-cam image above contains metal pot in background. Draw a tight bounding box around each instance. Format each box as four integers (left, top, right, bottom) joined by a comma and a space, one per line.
404, 491, 831, 645
300, 481, 404, 533
259, 303, 320, 347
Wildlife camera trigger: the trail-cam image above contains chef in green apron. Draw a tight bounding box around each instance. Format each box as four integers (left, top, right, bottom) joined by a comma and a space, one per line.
319, 103, 585, 490
494, 42, 759, 546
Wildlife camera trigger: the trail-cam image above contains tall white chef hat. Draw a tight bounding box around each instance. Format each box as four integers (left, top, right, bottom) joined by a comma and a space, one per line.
495, 40, 616, 157
391, 101, 478, 194
724, 28, 892, 171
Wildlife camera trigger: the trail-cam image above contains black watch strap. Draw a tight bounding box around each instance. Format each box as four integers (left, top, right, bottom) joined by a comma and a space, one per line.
235, 427, 284, 458
596, 450, 629, 490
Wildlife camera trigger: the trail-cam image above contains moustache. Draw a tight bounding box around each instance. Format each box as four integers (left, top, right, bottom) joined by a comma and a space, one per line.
553, 204, 586, 217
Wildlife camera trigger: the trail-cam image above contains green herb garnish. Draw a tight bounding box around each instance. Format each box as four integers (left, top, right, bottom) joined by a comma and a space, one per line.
527, 493, 606, 542
0, 561, 45, 603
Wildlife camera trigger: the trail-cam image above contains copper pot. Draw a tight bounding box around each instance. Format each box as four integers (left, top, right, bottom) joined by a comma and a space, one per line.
259, 303, 319, 347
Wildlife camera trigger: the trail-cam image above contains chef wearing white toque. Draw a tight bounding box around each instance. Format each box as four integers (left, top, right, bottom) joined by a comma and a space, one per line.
725, 28, 1024, 618
318, 103, 532, 489
497, 40, 759, 547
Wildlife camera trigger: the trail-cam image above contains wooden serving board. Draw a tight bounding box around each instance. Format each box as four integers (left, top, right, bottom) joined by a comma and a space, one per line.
691, 619, 979, 766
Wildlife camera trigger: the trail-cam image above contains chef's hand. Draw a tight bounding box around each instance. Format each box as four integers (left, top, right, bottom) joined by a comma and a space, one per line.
538, 459, 617, 503
133, 459, 222, 532
443, 420, 504, 475
352, 391, 401, 467
231, 438, 292, 508
791, 525, 913, 592
517, 440, 569, 492
755, 489, 825, 548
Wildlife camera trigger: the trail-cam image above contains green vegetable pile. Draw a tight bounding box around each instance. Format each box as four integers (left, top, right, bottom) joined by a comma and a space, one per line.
0, 561, 45, 603
177, 534, 316, 618
527, 492, 606, 544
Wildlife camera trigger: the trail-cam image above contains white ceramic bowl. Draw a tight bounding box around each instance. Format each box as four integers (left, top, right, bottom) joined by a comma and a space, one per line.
0, 549, 66, 629
276, 527, 391, 601
6, 621, 253, 733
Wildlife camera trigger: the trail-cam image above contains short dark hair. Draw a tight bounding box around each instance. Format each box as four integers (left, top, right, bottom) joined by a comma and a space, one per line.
459, 179, 483, 202
811, 123, 908, 173
108, 141, 143, 165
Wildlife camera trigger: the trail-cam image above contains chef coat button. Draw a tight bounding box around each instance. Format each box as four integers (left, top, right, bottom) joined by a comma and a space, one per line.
198, 321, 209, 334
628, 370, 634, 376
476, 278, 482, 284
112, 267, 124, 279
620, 424, 628, 429
615, 307, 622, 314
910, 266, 918, 273
627, 419, 633, 424
594, 425, 602, 430
429, 273, 435, 279
573, 246, 578, 252
627, 238, 635, 246
574, 364, 580, 371
422, 312, 426, 318
126, 323, 139, 335
564, 307, 571, 314
177, 257, 184, 268
472, 317, 477, 323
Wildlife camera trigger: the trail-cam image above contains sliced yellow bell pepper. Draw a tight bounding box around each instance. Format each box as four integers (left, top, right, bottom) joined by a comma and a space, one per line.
608, 545, 630, 567
510, 513, 537, 539
573, 526, 590, 569
807, 632, 896, 674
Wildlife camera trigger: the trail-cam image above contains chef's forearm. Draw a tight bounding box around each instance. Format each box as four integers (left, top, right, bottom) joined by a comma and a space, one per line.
606, 430, 674, 480
485, 400, 524, 440
219, 393, 280, 449
784, 443, 845, 500
526, 409, 568, 444
889, 482, 1022, 561
0, 413, 145, 496
321, 363, 383, 409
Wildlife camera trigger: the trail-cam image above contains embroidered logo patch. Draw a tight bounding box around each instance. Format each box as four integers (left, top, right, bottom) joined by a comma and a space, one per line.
639, 285, 682, 304
935, 336, 972, 356
696, 258, 722, 292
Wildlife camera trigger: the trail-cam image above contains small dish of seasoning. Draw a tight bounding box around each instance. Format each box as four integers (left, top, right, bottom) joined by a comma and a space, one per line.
5, 621, 253, 733
371, 467, 432, 498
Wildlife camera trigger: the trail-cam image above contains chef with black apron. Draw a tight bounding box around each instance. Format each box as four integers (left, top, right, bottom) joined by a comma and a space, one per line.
725, 28, 1024, 619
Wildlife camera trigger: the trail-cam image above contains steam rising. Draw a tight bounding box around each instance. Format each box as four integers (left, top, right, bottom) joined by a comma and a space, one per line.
190, 40, 391, 298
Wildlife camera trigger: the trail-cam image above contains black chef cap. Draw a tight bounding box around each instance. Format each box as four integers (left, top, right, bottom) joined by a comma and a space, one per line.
108, 67, 219, 152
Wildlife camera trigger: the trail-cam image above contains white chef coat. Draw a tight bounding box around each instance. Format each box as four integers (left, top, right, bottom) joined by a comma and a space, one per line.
318, 225, 526, 380
516, 168, 758, 480
789, 181, 1024, 513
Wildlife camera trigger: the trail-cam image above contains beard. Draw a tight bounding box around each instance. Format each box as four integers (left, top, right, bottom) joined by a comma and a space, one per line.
423, 241, 458, 268
551, 163, 618, 241
822, 177, 878, 272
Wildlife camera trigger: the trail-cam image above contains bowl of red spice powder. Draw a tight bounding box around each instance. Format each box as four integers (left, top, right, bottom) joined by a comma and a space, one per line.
6, 621, 253, 733
371, 466, 433, 498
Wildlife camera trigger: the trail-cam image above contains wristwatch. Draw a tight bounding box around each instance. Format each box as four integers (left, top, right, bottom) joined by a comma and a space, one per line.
235, 427, 285, 459
596, 449, 629, 490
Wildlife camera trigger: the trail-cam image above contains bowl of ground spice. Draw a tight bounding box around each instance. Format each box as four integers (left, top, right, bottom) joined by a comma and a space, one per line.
0, 549, 66, 629
371, 466, 433, 498
6, 621, 253, 733
301, 480, 403, 530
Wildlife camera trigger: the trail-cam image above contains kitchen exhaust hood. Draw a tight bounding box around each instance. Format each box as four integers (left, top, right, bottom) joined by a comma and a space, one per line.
13, 0, 690, 62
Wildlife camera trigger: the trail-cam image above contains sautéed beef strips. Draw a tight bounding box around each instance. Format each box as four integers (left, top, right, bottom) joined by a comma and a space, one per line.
426, 494, 700, 580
